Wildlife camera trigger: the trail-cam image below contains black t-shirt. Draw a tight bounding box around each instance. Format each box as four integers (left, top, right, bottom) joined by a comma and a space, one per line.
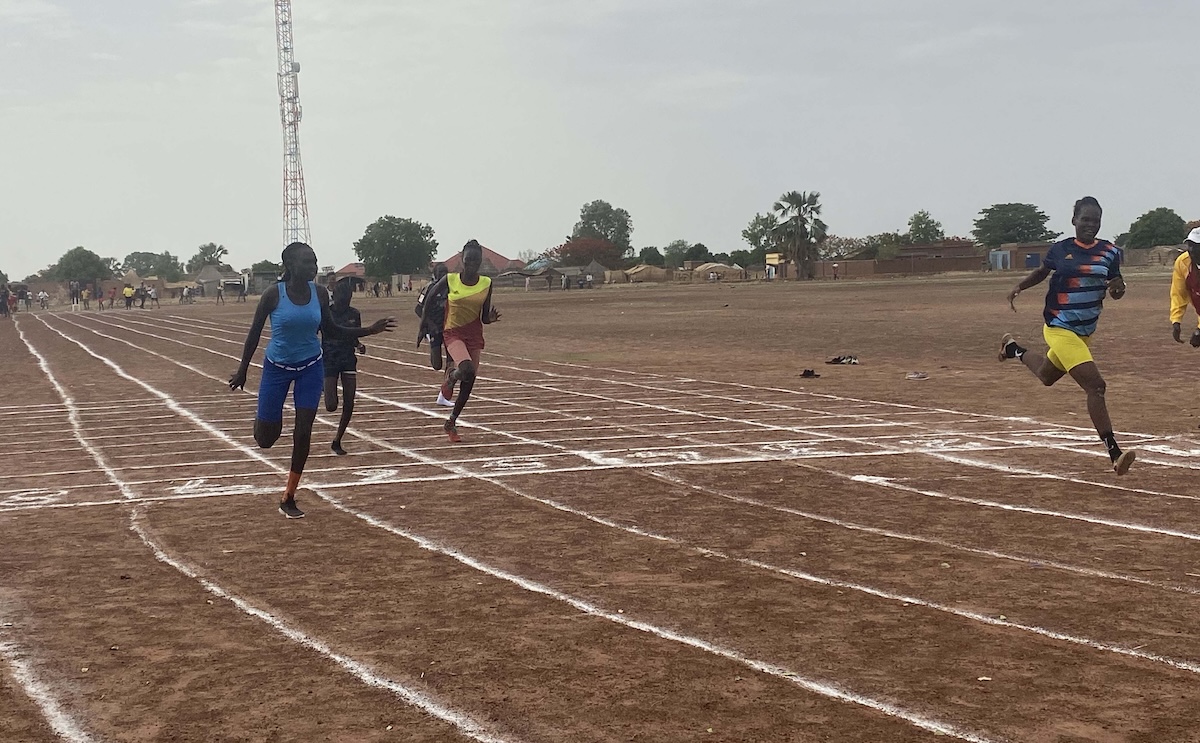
322, 305, 361, 357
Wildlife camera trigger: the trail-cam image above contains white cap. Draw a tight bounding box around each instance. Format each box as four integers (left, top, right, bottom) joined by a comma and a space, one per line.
1188, 227, 1200, 245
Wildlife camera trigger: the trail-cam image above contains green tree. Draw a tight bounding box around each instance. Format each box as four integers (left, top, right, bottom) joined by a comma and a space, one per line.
972, 203, 1059, 249
741, 213, 777, 254
123, 251, 184, 281
907, 210, 945, 244
871, 232, 908, 260
1122, 207, 1188, 249
684, 242, 713, 263
52, 246, 118, 281
821, 235, 868, 260
573, 200, 633, 255
560, 237, 623, 268
772, 190, 828, 279
0, 268, 7, 284
25, 266, 54, 282
251, 259, 283, 274
353, 216, 438, 278
711, 252, 731, 265
186, 243, 230, 273
638, 246, 665, 266
663, 239, 691, 269
729, 249, 752, 267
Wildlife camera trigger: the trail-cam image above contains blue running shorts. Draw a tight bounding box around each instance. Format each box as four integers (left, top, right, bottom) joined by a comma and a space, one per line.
256, 355, 324, 423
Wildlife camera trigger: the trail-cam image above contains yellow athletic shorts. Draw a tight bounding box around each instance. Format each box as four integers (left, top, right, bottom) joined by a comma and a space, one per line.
1043, 325, 1093, 372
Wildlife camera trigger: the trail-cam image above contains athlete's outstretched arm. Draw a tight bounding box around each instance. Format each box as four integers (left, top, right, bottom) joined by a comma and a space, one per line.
230, 286, 278, 390
1007, 266, 1051, 312
481, 285, 501, 324
416, 277, 448, 320
316, 284, 395, 339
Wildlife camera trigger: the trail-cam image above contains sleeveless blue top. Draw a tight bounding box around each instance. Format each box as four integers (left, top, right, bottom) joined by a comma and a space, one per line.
266, 281, 322, 365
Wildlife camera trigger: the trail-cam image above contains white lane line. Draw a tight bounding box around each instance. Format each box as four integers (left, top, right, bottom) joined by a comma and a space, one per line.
848, 474, 1200, 542
54, 311, 1003, 743
650, 470, 1200, 597
72, 312, 1200, 670
129, 515, 516, 743
164, 311, 1184, 444
0, 640, 100, 743
21, 316, 520, 743
14, 321, 138, 501
78, 312, 1200, 543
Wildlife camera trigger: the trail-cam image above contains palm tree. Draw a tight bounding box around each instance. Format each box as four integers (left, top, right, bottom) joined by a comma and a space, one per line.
771, 191, 828, 280
187, 243, 230, 273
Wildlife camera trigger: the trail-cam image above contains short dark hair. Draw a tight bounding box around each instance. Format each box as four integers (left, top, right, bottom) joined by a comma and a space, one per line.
462, 239, 482, 254
1073, 196, 1101, 218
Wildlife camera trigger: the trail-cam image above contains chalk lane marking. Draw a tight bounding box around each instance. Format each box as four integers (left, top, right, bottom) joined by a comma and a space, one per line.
47, 314, 1006, 743
20, 316, 519, 743
54, 314, 1200, 678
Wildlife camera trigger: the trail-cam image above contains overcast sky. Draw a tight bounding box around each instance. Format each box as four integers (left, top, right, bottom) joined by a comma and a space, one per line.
1, 0, 1196, 280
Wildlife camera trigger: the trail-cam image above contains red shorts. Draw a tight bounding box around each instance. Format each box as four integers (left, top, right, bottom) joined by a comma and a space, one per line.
443, 322, 484, 365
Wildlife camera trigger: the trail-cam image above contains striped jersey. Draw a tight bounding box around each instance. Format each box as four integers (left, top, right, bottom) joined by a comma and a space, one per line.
1042, 238, 1122, 336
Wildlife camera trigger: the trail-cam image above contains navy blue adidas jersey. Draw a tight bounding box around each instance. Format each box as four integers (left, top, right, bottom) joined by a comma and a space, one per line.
1042, 238, 1122, 336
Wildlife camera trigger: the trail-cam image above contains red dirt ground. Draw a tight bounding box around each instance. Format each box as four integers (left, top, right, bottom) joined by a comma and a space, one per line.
2, 270, 1200, 742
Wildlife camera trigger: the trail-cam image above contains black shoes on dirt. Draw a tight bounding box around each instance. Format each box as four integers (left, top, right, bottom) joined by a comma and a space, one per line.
279, 497, 305, 519
998, 333, 1019, 362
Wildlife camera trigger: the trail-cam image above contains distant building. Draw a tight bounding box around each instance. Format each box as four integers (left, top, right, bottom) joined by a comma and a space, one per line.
440, 246, 525, 277
195, 264, 244, 297
895, 239, 979, 259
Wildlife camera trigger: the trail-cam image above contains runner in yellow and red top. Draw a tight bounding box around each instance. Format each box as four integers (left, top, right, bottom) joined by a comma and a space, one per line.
419, 240, 501, 442
1169, 228, 1200, 347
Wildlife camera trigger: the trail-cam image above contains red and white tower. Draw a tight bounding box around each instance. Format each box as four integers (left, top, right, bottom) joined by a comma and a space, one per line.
275, 0, 310, 247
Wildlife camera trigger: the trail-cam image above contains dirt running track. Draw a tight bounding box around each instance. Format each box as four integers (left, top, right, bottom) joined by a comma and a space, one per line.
2, 271, 1200, 742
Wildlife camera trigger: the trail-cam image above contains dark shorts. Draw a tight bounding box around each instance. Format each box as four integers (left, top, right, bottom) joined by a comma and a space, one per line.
323, 350, 358, 378
257, 355, 324, 423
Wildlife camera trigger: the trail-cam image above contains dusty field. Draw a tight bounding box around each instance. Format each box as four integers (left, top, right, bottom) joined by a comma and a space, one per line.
3, 269, 1200, 743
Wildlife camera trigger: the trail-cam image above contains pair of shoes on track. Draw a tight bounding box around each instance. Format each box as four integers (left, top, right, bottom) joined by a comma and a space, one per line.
279, 497, 305, 519
999, 334, 1137, 476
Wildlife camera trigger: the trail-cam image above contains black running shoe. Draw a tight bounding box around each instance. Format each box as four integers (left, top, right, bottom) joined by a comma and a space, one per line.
279, 498, 305, 519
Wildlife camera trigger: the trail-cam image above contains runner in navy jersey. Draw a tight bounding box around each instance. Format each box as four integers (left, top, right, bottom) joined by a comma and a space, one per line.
323, 278, 367, 456
999, 197, 1135, 475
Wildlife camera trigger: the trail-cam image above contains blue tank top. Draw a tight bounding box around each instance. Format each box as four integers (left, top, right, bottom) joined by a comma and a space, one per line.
266, 281, 322, 364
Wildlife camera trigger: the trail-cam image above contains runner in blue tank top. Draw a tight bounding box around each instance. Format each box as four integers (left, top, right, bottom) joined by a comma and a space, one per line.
229, 242, 396, 518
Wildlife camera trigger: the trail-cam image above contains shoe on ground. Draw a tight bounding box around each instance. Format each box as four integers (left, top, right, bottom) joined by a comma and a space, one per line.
279, 498, 305, 519
1113, 450, 1135, 476
998, 333, 1016, 362
444, 419, 462, 443
436, 391, 455, 407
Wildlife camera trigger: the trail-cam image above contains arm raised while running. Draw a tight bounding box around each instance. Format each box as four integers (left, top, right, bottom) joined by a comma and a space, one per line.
416, 277, 447, 320
416, 276, 449, 341
481, 285, 500, 324
1007, 265, 1051, 313
229, 286, 279, 390
317, 284, 396, 339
